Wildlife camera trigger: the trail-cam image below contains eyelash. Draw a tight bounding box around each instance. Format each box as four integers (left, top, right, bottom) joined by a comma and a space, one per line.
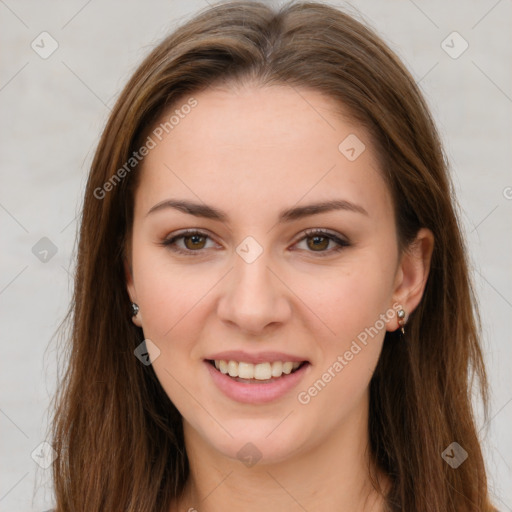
159, 228, 350, 257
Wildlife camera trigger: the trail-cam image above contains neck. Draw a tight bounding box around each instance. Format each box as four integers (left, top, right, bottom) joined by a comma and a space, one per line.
172, 393, 389, 512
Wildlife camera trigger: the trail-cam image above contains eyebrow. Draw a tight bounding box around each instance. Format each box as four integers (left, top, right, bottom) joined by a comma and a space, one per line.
146, 198, 368, 222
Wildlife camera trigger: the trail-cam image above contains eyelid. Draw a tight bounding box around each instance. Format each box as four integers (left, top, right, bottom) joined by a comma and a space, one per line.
299, 228, 348, 244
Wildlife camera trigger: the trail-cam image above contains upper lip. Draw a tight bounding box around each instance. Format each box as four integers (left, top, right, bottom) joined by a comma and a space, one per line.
205, 350, 309, 365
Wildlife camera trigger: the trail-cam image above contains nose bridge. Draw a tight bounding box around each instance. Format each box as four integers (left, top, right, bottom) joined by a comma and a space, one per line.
233, 233, 274, 292
235, 246, 272, 295
218, 237, 290, 333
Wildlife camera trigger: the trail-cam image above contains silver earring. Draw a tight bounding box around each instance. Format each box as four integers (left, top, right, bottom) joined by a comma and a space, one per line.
397, 309, 406, 335
131, 303, 139, 317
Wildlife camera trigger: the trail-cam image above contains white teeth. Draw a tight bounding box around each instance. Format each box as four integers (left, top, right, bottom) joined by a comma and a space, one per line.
282, 362, 293, 374
254, 362, 272, 380
212, 360, 304, 379
271, 361, 282, 377
228, 360, 238, 377
238, 362, 254, 379
219, 360, 229, 374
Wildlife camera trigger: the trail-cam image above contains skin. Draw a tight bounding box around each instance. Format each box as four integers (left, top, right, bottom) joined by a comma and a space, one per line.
125, 82, 434, 511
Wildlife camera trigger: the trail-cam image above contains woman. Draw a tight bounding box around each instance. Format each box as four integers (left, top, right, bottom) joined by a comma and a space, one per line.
50, 1, 497, 510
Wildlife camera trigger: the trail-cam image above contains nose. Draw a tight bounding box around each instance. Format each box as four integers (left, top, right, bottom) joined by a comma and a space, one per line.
217, 248, 292, 336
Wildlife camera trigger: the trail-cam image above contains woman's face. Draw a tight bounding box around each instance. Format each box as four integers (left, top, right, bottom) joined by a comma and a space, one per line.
126, 83, 406, 464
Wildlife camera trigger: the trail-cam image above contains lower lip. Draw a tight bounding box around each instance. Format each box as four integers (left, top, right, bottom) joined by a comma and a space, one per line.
205, 361, 310, 404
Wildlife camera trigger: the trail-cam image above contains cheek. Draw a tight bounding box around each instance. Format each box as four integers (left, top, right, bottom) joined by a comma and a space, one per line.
132, 248, 210, 413
292, 252, 394, 402
131, 240, 210, 339
294, 251, 395, 338
293, 314, 386, 431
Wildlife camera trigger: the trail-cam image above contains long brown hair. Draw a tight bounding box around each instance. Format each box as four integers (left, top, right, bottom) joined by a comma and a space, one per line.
50, 1, 496, 510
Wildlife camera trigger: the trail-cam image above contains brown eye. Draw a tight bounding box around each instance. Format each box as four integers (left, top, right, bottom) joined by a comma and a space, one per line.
183, 233, 207, 250
306, 234, 330, 251
161, 230, 216, 256
295, 229, 350, 256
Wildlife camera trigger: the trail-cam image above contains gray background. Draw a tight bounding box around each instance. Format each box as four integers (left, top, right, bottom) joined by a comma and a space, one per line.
0, 0, 510, 510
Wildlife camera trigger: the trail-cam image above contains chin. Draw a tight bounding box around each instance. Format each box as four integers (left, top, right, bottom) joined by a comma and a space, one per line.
193, 416, 312, 467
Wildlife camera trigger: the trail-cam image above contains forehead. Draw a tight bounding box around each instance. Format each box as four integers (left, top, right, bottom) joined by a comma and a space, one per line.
134, 83, 393, 225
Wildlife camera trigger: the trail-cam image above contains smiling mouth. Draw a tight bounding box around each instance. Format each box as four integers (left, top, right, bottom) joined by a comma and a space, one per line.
207, 359, 309, 383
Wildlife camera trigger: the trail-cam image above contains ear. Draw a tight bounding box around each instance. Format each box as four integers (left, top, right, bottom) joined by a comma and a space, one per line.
124, 257, 143, 328
387, 228, 434, 332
